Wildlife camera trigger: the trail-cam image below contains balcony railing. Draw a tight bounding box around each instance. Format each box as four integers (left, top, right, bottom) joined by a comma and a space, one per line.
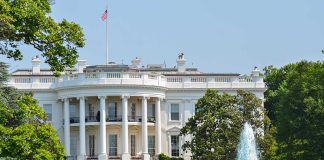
86, 155, 98, 160
128, 116, 142, 122
86, 116, 97, 122
69, 116, 156, 124
56, 72, 166, 89
147, 116, 156, 123
106, 115, 122, 122
70, 117, 80, 123
8, 71, 265, 90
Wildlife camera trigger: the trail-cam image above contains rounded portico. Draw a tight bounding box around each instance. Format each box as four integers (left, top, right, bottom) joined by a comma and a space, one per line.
58, 64, 166, 160
61, 87, 165, 160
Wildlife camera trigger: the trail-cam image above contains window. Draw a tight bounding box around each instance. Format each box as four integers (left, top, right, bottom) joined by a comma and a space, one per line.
148, 136, 155, 156
131, 135, 136, 156
89, 135, 95, 156
108, 102, 117, 121
148, 104, 155, 122
70, 136, 77, 156
131, 103, 136, 121
43, 104, 52, 121
109, 134, 117, 156
171, 104, 180, 120
171, 135, 180, 157
88, 104, 95, 121
70, 104, 77, 117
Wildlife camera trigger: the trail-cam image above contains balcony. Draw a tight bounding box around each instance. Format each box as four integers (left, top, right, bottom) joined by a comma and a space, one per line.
128, 116, 142, 122
8, 72, 265, 90
56, 72, 166, 89
127, 116, 155, 122
70, 117, 80, 123
106, 115, 122, 122
86, 116, 97, 122
165, 75, 265, 89
69, 116, 155, 124
147, 116, 156, 123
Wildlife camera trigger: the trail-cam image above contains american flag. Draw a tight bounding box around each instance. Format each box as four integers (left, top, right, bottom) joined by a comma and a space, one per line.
101, 10, 108, 21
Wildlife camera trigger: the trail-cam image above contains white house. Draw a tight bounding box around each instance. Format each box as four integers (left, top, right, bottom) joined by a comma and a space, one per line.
7, 54, 266, 160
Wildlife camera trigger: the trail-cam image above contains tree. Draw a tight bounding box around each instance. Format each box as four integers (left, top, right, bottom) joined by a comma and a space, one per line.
0, 0, 85, 76
0, 62, 65, 159
264, 61, 324, 160
180, 89, 275, 160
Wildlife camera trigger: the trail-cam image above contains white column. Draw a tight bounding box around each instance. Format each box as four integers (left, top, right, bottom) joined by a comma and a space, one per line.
121, 95, 130, 160
78, 96, 86, 160
142, 96, 150, 160
64, 98, 71, 156
98, 96, 107, 160
155, 97, 162, 155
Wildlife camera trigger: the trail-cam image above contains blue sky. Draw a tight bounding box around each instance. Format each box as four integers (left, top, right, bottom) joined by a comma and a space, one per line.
2, 0, 324, 74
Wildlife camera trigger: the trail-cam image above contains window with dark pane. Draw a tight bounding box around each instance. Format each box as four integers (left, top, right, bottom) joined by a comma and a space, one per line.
148, 136, 155, 156
171, 135, 179, 156
109, 134, 117, 156
171, 104, 179, 120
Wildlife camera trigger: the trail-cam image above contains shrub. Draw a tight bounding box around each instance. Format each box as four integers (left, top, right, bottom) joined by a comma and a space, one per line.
158, 153, 184, 160
158, 153, 169, 160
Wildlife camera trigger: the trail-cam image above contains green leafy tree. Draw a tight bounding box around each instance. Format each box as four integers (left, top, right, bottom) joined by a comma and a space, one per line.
0, 62, 65, 159
264, 61, 324, 160
180, 89, 275, 160
0, 0, 85, 76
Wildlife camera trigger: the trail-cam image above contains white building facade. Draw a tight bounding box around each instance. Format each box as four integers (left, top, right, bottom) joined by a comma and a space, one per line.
8, 55, 265, 160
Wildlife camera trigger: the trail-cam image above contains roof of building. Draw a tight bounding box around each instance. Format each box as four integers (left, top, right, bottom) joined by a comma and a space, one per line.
11, 65, 241, 76
10, 54, 245, 77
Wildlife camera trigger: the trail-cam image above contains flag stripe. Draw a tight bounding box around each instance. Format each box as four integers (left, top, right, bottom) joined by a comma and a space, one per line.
101, 10, 107, 21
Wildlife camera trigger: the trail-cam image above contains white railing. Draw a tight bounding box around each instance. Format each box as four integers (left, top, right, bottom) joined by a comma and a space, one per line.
106, 73, 121, 78
85, 73, 99, 79
167, 77, 183, 82
7, 73, 265, 90
165, 76, 265, 89
14, 77, 31, 83
39, 77, 56, 83
7, 76, 56, 89
239, 76, 253, 82
128, 73, 141, 79
215, 76, 231, 82
190, 77, 207, 82
55, 72, 166, 89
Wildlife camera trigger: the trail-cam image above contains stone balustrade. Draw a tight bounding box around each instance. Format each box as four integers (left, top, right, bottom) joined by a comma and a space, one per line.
68, 115, 155, 124
7, 72, 265, 90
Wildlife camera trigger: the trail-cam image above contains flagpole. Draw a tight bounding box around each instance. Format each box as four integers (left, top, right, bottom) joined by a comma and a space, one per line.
105, 5, 109, 65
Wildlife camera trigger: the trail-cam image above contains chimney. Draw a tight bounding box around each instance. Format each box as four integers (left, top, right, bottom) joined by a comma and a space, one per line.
32, 56, 41, 74
251, 66, 263, 83
77, 60, 86, 73
176, 53, 186, 73
252, 66, 260, 76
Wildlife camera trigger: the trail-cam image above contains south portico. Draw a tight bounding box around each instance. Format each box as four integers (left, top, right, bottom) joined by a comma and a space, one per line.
61, 92, 164, 160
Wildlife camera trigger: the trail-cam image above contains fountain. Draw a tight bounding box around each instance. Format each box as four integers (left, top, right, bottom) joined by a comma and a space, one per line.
237, 122, 259, 160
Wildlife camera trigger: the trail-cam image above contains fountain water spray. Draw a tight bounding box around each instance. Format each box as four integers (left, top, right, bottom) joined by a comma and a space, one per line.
237, 122, 259, 160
